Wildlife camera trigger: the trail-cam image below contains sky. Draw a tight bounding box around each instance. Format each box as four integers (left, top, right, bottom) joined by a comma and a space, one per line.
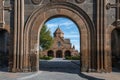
45, 17, 80, 52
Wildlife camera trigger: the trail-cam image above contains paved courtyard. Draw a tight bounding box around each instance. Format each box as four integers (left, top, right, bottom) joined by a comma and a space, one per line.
0, 58, 120, 80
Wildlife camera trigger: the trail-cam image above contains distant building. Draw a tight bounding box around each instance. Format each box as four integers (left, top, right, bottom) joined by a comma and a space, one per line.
40, 27, 79, 58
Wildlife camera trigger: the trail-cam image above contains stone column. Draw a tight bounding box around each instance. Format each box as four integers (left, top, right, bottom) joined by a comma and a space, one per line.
62, 50, 65, 58
12, 0, 24, 72
97, 0, 107, 72
0, 0, 4, 28
118, 33, 120, 57
54, 50, 56, 58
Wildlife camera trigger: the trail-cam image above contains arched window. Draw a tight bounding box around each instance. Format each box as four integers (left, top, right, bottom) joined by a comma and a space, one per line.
58, 41, 61, 47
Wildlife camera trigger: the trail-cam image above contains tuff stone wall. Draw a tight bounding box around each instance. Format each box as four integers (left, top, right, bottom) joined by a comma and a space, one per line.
24, 0, 96, 25
3, 0, 116, 29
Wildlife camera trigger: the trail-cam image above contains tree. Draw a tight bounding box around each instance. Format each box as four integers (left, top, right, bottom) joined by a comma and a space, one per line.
40, 25, 53, 50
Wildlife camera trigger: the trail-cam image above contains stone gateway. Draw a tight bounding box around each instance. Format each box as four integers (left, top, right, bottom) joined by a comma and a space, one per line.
0, 0, 120, 72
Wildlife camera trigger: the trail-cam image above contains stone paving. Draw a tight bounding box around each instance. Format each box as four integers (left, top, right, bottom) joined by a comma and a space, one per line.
0, 58, 120, 80
83, 68, 120, 80
0, 68, 40, 80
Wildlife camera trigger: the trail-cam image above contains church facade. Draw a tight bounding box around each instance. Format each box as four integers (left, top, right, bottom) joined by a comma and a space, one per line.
41, 27, 79, 58
0, 0, 120, 72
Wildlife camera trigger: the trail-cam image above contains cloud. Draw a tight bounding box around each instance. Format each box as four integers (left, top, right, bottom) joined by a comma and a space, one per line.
46, 21, 74, 28
60, 21, 73, 26
64, 35, 80, 38
70, 31, 78, 34
46, 24, 58, 28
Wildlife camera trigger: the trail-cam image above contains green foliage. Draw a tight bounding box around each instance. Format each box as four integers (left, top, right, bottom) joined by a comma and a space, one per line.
40, 25, 53, 50
40, 55, 53, 60
65, 55, 80, 60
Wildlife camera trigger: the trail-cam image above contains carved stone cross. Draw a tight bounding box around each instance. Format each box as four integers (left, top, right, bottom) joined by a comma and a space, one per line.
106, 0, 120, 26
4, 6, 12, 11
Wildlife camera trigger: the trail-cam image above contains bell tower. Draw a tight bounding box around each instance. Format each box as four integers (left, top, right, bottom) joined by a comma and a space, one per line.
54, 26, 64, 38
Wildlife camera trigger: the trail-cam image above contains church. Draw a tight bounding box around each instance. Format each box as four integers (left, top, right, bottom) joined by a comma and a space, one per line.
41, 27, 79, 58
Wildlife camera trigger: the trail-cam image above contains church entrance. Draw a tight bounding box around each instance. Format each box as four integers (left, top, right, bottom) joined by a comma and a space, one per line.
111, 28, 120, 69
56, 50, 62, 58
65, 50, 71, 57
47, 50, 54, 57
0, 30, 9, 68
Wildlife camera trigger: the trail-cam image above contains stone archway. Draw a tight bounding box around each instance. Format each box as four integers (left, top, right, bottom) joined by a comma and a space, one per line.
0, 30, 9, 68
22, 2, 96, 72
47, 50, 54, 57
111, 29, 120, 69
56, 50, 62, 58
64, 50, 71, 57
104, 24, 120, 72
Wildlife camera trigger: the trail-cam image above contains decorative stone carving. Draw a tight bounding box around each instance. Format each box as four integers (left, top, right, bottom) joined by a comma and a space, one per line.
75, 0, 85, 3
106, 3, 111, 10
50, 0, 66, 2
106, 3, 120, 10
116, 20, 120, 27
4, 6, 12, 11
50, 0, 85, 4
31, 0, 42, 5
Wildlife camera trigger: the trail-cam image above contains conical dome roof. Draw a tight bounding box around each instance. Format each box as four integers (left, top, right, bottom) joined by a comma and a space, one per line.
54, 26, 64, 34
54, 26, 64, 38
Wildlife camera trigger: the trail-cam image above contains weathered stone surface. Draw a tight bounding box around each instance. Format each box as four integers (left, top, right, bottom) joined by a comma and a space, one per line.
0, 0, 4, 28
31, 0, 42, 5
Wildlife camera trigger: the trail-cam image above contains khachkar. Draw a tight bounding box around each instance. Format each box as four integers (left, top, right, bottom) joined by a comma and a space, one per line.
106, 0, 120, 26
0, 0, 4, 28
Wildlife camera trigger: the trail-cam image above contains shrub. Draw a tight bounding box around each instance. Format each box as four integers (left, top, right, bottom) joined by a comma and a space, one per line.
40, 55, 53, 60
65, 55, 80, 60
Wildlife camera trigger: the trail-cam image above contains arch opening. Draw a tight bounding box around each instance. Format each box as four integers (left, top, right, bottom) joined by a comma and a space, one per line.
47, 50, 54, 57
65, 50, 71, 57
39, 17, 80, 58
56, 50, 62, 58
23, 3, 96, 72
0, 30, 9, 68
111, 28, 120, 69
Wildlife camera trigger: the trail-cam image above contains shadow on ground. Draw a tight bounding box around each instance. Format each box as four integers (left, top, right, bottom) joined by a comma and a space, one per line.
0, 67, 8, 72
39, 60, 104, 80
112, 68, 120, 73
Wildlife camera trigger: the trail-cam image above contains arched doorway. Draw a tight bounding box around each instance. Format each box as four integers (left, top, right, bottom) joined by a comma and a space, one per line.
111, 28, 120, 69
47, 50, 54, 57
56, 50, 62, 58
23, 3, 96, 72
65, 50, 71, 57
0, 30, 9, 68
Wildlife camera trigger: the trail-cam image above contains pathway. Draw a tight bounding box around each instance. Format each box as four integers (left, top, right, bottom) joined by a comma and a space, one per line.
0, 58, 120, 80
